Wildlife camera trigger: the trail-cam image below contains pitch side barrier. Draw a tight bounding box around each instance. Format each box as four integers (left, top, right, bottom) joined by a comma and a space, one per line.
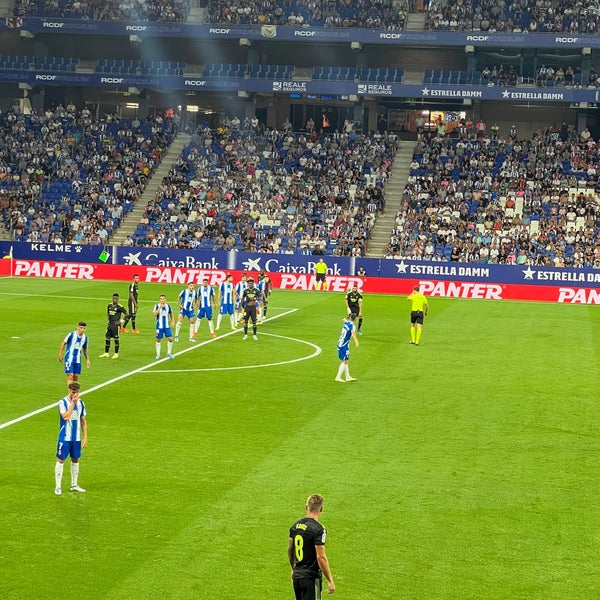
1, 242, 600, 304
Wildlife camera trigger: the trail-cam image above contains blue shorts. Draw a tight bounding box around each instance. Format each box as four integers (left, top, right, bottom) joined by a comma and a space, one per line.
179, 309, 195, 320
56, 439, 82, 461
197, 307, 213, 320
155, 326, 173, 340
338, 346, 350, 361
63, 361, 81, 376
220, 303, 235, 315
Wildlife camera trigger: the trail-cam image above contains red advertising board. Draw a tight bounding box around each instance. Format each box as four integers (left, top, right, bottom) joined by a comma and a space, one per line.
2, 258, 600, 304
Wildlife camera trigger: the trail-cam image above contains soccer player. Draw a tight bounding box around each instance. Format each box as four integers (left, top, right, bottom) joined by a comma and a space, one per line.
99, 293, 128, 359
314, 258, 328, 291
234, 272, 248, 323
288, 494, 336, 599
345, 284, 363, 335
54, 381, 87, 495
58, 321, 90, 385
335, 312, 359, 382
257, 270, 272, 322
407, 285, 429, 346
241, 277, 261, 340
216, 273, 237, 331
193, 278, 217, 337
153, 294, 175, 359
121, 273, 140, 333
175, 282, 197, 342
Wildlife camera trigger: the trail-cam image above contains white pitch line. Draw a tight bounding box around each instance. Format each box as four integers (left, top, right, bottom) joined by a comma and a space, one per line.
0, 308, 299, 431
146, 332, 321, 373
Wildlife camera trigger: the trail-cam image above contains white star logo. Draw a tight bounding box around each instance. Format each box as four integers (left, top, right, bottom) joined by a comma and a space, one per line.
502, 89, 510, 98
396, 261, 408, 274
242, 257, 262, 271
522, 266, 535, 280
123, 251, 142, 266
422, 87, 429, 95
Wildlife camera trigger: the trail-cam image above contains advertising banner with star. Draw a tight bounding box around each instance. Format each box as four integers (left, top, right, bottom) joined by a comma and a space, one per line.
2, 242, 600, 303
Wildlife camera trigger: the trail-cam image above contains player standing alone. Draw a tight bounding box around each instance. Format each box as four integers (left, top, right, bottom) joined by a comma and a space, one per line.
407, 285, 428, 346
121, 273, 140, 333
54, 381, 87, 495
241, 278, 261, 340
335, 313, 359, 382
58, 321, 90, 385
288, 494, 336, 598
345, 284, 363, 335
99, 293, 128, 359
153, 294, 175, 359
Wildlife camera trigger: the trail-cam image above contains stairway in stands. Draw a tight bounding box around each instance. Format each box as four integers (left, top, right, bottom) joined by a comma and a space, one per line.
366, 139, 416, 257
110, 133, 193, 245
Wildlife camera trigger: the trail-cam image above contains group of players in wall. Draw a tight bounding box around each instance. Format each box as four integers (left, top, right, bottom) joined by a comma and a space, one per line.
99, 271, 274, 361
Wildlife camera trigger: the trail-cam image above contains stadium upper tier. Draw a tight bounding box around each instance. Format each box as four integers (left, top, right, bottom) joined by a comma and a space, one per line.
11, 0, 600, 33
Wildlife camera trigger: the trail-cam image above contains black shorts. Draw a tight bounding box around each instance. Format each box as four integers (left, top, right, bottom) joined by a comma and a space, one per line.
244, 306, 258, 324
128, 300, 137, 315
293, 577, 322, 600
106, 323, 120, 338
348, 304, 360, 316
411, 310, 424, 325
316, 273, 326, 283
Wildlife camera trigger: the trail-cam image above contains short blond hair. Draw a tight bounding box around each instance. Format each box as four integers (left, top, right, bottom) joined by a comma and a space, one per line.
306, 494, 325, 513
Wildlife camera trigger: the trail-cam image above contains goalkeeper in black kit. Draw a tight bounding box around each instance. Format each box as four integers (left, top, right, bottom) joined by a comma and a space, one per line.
345, 284, 363, 335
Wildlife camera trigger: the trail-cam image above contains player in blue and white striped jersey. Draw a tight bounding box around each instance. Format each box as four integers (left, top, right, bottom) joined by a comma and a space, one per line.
235, 272, 248, 323
216, 273, 237, 331
153, 294, 175, 359
54, 381, 87, 495
193, 278, 217, 337
175, 283, 197, 342
58, 321, 90, 385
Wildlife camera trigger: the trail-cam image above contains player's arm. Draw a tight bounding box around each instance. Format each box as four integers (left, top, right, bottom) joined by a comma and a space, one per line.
424, 299, 429, 317
169, 307, 175, 327
83, 341, 91, 368
351, 328, 359, 347
358, 298, 363, 316
345, 295, 351, 314
58, 340, 66, 362
287, 537, 295, 569
153, 304, 160, 317
316, 545, 335, 594
81, 414, 88, 448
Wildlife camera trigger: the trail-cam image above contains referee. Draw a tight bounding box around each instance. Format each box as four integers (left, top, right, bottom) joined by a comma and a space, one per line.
314, 258, 328, 291
345, 284, 363, 335
407, 285, 428, 346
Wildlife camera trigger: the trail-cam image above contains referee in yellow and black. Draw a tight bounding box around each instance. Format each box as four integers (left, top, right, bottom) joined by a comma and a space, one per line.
407, 285, 428, 346
314, 258, 328, 291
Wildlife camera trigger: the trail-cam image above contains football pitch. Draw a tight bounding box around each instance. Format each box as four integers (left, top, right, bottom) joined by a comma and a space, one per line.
1, 277, 599, 600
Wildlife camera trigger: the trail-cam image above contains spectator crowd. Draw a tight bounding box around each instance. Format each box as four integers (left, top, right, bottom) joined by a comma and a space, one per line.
385, 122, 600, 268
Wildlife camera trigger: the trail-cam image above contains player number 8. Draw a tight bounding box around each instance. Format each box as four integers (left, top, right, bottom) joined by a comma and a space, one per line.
294, 534, 304, 561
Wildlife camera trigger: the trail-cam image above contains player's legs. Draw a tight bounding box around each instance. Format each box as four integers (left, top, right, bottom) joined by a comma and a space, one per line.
175, 314, 184, 339
113, 326, 120, 356
293, 577, 320, 600
415, 323, 423, 345
155, 331, 162, 358
189, 317, 196, 341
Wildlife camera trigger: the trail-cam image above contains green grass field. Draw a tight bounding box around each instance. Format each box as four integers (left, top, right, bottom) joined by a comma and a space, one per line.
1, 277, 599, 600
